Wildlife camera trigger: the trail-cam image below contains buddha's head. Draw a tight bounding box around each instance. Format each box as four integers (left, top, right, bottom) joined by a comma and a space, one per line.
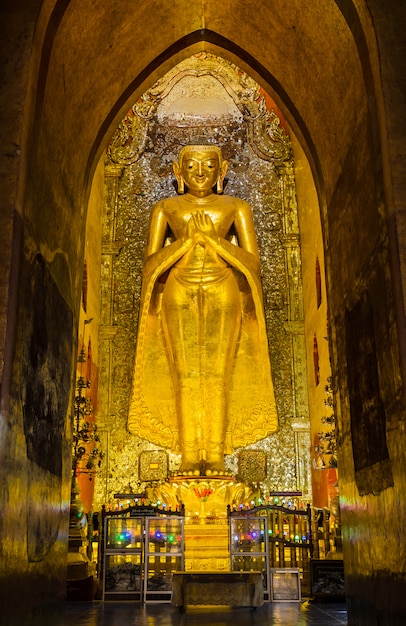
173, 144, 228, 196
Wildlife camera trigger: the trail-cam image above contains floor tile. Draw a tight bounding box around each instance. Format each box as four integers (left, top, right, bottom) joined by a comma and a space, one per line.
59, 600, 347, 626
0, 600, 347, 626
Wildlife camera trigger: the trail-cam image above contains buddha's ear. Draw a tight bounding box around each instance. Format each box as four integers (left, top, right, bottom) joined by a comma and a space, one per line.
217, 160, 228, 194
173, 161, 184, 194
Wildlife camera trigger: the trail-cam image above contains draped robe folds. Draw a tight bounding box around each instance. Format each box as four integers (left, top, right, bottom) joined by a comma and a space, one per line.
127, 199, 278, 455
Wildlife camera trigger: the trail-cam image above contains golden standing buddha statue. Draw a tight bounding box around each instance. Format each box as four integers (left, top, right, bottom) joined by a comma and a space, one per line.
128, 144, 278, 473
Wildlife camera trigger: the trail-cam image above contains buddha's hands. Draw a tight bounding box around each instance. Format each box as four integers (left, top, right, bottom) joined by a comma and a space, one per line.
187, 212, 217, 245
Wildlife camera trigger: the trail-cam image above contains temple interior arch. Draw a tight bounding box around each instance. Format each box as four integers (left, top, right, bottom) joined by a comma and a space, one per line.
1, 2, 405, 623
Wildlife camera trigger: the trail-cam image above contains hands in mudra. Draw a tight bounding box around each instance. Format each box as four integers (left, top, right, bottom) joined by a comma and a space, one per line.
187, 212, 217, 244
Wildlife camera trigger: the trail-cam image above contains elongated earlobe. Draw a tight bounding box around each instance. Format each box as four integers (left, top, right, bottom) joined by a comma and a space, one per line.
173, 161, 184, 194
216, 161, 228, 194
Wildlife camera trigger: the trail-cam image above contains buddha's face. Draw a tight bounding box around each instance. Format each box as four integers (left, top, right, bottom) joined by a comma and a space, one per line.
180, 149, 222, 196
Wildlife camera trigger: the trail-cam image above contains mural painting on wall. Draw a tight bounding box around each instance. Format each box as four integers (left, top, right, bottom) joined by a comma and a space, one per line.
21, 253, 73, 560
345, 292, 393, 496
95, 53, 311, 508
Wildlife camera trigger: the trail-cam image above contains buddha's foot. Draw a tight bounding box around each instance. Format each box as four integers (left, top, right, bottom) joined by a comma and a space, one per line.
175, 457, 230, 477
177, 460, 200, 476
205, 461, 227, 475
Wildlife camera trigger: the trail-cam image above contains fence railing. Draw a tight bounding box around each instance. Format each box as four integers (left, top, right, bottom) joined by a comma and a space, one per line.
229, 503, 313, 595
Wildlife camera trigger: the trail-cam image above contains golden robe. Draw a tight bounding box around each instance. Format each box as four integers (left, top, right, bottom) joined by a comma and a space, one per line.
128, 205, 278, 454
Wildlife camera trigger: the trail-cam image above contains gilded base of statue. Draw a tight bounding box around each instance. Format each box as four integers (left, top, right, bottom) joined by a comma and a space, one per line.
148, 476, 259, 520
199, 500, 207, 523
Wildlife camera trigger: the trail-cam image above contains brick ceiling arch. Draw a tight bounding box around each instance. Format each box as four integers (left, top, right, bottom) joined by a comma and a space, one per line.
27, 0, 374, 208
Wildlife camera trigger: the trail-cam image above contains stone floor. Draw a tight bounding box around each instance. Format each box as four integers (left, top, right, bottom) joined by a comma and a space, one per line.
10, 600, 347, 626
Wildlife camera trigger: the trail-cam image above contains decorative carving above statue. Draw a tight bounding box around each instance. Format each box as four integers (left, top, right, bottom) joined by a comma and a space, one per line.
107, 53, 291, 168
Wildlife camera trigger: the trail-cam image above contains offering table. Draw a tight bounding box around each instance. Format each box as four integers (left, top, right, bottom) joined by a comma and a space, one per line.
171, 571, 264, 609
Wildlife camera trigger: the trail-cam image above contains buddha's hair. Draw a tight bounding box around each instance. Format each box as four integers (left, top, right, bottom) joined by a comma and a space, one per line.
178, 143, 223, 163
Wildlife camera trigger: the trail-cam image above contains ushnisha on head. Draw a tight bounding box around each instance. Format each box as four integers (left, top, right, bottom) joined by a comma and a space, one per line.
173, 144, 228, 196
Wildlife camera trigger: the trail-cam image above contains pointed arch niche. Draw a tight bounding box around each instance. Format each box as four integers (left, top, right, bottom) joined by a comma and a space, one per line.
88, 53, 332, 511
